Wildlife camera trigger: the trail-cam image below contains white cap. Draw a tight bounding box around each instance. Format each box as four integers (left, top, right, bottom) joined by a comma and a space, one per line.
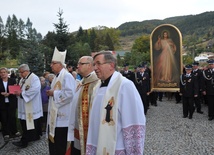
52, 47, 67, 64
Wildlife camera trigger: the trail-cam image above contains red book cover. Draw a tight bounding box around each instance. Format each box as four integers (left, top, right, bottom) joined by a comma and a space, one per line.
8, 85, 21, 94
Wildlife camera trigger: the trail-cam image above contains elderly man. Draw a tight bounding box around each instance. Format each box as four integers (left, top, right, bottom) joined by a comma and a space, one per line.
12, 64, 43, 148
180, 64, 199, 119
67, 56, 100, 155
86, 51, 146, 155
46, 47, 76, 155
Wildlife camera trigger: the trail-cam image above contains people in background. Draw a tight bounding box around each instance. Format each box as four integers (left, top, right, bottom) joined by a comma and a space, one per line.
0, 67, 20, 142
40, 76, 50, 132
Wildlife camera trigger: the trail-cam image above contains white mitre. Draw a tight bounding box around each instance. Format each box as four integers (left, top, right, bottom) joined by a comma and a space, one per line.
52, 47, 67, 65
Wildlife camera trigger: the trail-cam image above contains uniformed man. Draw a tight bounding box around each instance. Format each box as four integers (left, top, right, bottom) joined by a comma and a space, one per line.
121, 63, 135, 83
180, 64, 199, 119
192, 62, 203, 114
202, 59, 214, 121
136, 64, 150, 114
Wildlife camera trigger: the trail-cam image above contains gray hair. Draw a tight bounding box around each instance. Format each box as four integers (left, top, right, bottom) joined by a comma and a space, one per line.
81, 56, 94, 65
40, 76, 45, 81
48, 73, 55, 79
18, 64, 30, 71
93, 51, 117, 69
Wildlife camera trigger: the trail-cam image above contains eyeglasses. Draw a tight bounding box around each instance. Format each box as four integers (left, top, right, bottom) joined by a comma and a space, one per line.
77, 62, 90, 66
19, 70, 27, 74
93, 62, 109, 67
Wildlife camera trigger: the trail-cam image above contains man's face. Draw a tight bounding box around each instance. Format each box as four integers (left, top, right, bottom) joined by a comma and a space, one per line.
93, 54, 111, 80
186, 69, 192, 74
67, 66, 73, 72
77, 58, 90, 77
19, 69, 28, 78
192, 65, 198, 70
124, 66, 128, 71
140, 67, 145, 73
209, 64, 214, 69
50, 61, 62, 74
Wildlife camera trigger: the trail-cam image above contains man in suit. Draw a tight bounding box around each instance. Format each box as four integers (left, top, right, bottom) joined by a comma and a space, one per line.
122, 63, 135, 83
136, 65, 150, 114
192, 62, 203, 114
180, 64, 199, 119
202, 59, 214, 121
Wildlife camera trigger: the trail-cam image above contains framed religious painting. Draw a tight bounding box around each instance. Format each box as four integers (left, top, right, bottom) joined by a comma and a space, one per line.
150, 24, 183, 92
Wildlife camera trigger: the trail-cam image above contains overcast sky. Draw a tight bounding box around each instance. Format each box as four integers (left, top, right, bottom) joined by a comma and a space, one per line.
1, 0, 213, 36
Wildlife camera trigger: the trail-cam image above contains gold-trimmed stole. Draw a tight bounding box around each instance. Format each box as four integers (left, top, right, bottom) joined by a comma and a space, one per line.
77, 83, 90, 154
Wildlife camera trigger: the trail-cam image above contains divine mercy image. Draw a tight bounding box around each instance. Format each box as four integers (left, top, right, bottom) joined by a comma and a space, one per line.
150, 24, 182, 91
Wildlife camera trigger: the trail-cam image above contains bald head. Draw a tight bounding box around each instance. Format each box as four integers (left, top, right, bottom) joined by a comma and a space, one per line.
77, 56, 94, 77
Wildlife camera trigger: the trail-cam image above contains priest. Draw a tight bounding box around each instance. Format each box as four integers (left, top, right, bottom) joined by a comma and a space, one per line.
86, 51, 146, 155
46, 47, 76, 155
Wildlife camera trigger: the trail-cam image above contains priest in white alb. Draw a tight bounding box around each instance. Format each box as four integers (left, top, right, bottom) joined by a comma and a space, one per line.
12, 64, 43, 148
86, 51, 146, 155
46, 47, 76, 155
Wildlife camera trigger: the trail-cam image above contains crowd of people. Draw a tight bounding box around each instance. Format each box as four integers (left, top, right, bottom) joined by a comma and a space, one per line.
0, 47, 213, 155
119, 60, 214, 121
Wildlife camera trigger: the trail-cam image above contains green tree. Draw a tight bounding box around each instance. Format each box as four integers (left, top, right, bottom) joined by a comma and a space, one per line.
0, 16, 5, 53
130, 35, 150, 65
19, 41, 44, 76
105, 33, 114, 50
4, 15, 20, 59
53, 8, 70, 51
89, 28, 97, 51
67, 42, 91, 65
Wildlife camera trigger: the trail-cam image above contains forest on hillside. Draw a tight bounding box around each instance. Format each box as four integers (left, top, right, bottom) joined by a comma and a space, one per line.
118, 11, 214, 50
1, 10, 214, 74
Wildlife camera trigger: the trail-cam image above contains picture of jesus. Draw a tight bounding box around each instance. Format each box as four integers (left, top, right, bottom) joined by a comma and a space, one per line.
153, 30, 179, 85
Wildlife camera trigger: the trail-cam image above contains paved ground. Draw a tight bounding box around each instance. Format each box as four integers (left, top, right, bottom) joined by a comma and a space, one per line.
0, 97, 214, 155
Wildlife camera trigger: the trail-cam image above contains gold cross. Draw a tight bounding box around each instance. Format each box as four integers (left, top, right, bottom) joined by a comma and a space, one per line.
27, 113, 33, 122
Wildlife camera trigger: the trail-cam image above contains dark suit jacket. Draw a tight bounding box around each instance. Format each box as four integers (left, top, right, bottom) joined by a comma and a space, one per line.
122, 70, 135, 83
180, 73, 199, 97
192, 69, 203, 91
136, 72, 150, 94
0, 78, 17, 109
202, 69, 214, 95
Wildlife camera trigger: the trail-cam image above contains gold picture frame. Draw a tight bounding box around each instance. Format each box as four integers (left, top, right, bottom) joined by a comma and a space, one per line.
150, 24, 183, 92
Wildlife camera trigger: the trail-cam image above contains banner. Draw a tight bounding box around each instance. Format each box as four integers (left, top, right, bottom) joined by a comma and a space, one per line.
150, 24, 183, 92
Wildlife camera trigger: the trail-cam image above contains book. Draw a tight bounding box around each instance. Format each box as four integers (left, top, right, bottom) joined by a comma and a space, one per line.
8, 85, 21, 94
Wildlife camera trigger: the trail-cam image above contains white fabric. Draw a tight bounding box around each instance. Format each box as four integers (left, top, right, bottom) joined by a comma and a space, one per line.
23, 73, 35, 130
86, 71, 146, 155
67, 83, 81, 142
17, 73, 43, 120
96, 73, 123, 155
67, 72, 100, 151
3, 81, 9, 103
52, 47, 67, 64
47, 68, 76, 138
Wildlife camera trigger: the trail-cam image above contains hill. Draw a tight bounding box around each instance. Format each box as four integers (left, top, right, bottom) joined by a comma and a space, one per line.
117, 11, 214, 51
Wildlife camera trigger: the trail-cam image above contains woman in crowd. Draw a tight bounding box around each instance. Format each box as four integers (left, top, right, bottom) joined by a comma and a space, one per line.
0, 67, 20, 141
